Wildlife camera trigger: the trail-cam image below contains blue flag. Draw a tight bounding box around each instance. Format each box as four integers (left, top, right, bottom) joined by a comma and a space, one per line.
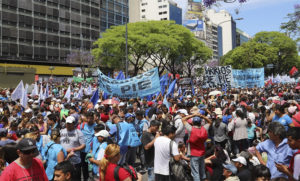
167, 79, 176, 96
116, 71, 125, 80
103, 91, 108, 100
147, 95, 152, 101
178, 86, 182, 96
191, 80, 195, 95
163, 95, 170, 109
90, 88, 99, 106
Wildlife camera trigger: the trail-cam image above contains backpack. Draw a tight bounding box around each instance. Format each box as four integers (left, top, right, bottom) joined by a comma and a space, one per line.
114, 164, 137, 181
169, 141, 193, 181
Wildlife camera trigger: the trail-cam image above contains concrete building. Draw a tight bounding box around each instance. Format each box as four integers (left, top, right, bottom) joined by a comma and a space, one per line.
0, 0, 128, 68
129, 0, 182, 24
236, 28, 251, 47
205, 9, 237, 56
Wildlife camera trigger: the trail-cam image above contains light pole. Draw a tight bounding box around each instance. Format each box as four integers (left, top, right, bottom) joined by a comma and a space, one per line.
125, 22, 128, 78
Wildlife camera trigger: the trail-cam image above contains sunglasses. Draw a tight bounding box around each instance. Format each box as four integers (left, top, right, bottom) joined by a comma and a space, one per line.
21, 149, 36, 155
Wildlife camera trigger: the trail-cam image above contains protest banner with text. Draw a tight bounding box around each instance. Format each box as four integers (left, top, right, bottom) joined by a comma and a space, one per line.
232, 68, 264, 88
203, 66, 232, 88
97, 68, 161, 98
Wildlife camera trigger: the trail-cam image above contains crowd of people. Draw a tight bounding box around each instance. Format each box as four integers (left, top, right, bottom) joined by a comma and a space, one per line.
0, 82, 299, 181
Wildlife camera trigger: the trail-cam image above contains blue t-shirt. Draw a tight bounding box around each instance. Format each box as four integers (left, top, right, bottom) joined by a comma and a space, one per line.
81, 123, 96, 153
222, 115, 232, 124
272, 114, 292, 131
42, 141, 67, 180
247, 124, 256, 139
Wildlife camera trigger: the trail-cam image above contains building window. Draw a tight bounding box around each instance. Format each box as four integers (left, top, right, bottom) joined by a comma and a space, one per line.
141, 3, 147, 6
161, 18, 167, 20
163, 11, 167, 14
158, 0, 162, 2
163, 5, 167, 8
141, 9, 145, 12
159, 6, 162, 8
141, 15, 145, 18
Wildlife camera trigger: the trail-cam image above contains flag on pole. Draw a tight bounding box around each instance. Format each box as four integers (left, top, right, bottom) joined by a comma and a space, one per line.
166, 79, 176, 96
178, 86, 182, 96
44, 83, 49, 99
11, 80, 24, 101
116, 71, 125, 80
39, 83, 44, 101
289, 66, 298, 77
64, 85, 71, 102
84, 85, 92, 95
90, 88, 99, 106
163, 95, 170, 109
31, 82, 39, 97
191, 80, 195, 95
76, 86, 83, 99
21, 84, 28, 108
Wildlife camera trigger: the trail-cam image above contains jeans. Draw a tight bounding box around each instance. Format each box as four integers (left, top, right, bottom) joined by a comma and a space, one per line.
126, 146, 137, 166
190, 156, 206, 181
80, 152, 89, 181
147, 167, 155, 181
155, 174, 170, 181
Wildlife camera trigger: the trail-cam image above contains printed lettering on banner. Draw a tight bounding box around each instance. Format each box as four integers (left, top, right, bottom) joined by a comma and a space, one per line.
97, 68, 161, 98
232, 68, 264, 88
202, 66, 232, 88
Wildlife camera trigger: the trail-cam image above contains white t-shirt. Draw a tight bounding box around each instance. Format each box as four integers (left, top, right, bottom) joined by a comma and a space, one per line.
294, 154, 300, 180
154, 136, 179, 176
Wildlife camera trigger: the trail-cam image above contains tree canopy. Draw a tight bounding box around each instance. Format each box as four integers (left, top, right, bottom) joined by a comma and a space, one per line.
92, 20, 212, 76
221, 31, 299, 75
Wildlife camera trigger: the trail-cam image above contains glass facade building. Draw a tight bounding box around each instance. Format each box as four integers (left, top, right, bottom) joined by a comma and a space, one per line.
0, 0, 128, 65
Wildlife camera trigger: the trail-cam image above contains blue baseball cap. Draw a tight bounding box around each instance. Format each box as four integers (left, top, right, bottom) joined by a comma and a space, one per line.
222, 164, 237, 174
125, 113, 135, 119
193, 116, 202, 123
198, 104, 207, 110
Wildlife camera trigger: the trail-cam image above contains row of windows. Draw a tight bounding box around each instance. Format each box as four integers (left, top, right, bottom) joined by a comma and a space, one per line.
159, 11, 167, 15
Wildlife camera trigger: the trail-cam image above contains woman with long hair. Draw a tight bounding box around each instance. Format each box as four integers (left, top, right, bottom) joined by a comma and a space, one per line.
99, 144, 141, 181
42, 128, 67, 181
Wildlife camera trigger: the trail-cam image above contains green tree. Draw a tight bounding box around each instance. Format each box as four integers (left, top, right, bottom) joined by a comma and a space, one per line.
221, 31, 299, 75
92, 20, 212, 76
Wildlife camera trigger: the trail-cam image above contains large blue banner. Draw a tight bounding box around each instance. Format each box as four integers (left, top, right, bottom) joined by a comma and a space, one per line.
97, 68, 161, 98
232, 68, 264, 88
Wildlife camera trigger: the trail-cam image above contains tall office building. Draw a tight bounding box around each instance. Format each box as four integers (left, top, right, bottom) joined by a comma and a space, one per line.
206, 9, 237, 56
129, 0, 182, 25
0, 0, 128, 66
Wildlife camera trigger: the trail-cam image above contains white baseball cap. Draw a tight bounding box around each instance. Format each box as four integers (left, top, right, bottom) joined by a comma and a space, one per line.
232, 156, 247, 166
95, 130, 110, 138
66, 116, 75, 124
24, 108, 33, 113
177, 109, 188, 116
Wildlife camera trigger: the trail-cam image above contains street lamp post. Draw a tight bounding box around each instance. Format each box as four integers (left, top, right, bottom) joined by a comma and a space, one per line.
125, 22, 128, 78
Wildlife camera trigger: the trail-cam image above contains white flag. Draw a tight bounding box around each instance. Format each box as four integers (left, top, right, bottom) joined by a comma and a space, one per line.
11, 80, 24, 101
76, 86, 83, 99
84, 85, 92, 95
64, 85, 71, 102
39, 83, 44, 101
31, 82, 39, 97
21, 84, 28, 108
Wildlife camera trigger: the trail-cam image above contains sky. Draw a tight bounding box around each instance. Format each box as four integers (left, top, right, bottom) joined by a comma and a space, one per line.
174, 0, 299, 37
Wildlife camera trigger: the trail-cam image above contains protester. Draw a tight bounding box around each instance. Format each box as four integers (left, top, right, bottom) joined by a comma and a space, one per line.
0, 138, 48, 180
141, 120, 160, 181
99, 144, 141, 181
42, 128, 67, 180
275, 127, 300, 181
54, 160, 76, 181
222, 163, 240, 181
255, 122, 297, 179
154, 124, 180, 181
60, 116, 86, 181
